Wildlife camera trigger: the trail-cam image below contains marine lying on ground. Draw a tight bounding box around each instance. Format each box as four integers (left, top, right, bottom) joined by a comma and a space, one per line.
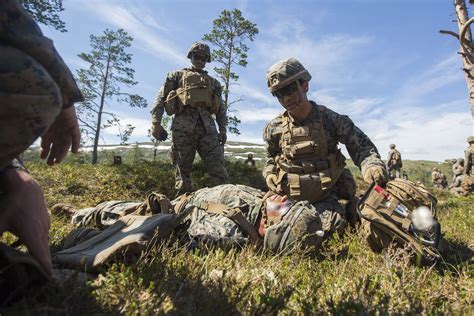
52, 181, 442, 272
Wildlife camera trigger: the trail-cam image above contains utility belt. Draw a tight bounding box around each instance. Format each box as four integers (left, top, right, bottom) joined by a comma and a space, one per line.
278, 159, 330, 174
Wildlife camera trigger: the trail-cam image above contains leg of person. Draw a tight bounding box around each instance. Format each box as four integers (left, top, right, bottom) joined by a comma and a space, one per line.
395, 168, 401, 179
197, 128, 229, 187
0, 45, 62, 169
172, 129, 197, 194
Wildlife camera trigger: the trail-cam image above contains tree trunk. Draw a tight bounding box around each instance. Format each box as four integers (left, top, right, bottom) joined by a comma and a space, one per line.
92, 54, 111, 164
454, 0, 474, 119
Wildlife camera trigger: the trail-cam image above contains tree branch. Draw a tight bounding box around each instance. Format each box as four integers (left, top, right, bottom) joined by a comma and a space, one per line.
439, 29, 460, 39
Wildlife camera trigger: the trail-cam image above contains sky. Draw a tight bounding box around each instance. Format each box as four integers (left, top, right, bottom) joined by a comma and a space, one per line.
40, 0, 474, 161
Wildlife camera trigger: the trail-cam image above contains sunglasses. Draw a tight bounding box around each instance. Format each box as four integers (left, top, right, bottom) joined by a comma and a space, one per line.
192, 54, 208, 62
273, 81, 299, 99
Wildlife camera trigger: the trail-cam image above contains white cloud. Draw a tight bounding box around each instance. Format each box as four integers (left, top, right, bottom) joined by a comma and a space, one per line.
77, 1, 187, 66
234, 106, 281, 123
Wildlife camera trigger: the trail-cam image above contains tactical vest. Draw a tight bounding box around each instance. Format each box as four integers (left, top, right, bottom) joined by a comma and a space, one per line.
164, 69, 220, 115
275, 108, 344, 203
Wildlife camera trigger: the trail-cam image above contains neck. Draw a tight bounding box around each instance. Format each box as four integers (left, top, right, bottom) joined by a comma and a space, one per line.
289, 100, 312, 121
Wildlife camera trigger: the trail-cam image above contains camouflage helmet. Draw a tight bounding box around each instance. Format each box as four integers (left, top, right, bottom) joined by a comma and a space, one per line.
266, 58, 312, 93
263, 201, 326, 253
457, 157, 464, 164
432, 167, 439, 172
467, 136, 474, 143
187, 42, 211, 62
389, 144, 396, 149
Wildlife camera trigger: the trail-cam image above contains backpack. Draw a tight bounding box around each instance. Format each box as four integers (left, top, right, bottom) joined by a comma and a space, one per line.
358, 179, 441, 263
54, 207, 193, 272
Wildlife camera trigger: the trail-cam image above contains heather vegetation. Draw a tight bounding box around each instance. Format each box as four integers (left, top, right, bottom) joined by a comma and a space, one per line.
2, 156, 473, 314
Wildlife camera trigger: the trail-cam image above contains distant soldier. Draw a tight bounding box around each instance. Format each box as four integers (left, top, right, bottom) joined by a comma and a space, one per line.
245, 153, 256, 167
387, 144, 402, 179
464, 136, 474, 176
452, 158, 465, 187
402, 170, 408, 180
431, 168, 447, 189
450, 158, 469, 196
150, 42, 229, 195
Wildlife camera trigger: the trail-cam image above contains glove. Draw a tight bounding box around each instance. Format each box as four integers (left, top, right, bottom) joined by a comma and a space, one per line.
265, 174, 278, 192
218, 132, 227, 145
151, 124, 168, 141
363, 166, 389, 186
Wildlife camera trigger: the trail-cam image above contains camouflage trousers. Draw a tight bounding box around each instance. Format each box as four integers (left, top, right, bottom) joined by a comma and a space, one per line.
171, 121, 228, 193
388, 166, 401, 179
71, 201, 142, 228
0, 45, 62, 170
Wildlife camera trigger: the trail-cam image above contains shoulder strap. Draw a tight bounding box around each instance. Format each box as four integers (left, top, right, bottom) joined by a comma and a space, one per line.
199, 201, 262, 243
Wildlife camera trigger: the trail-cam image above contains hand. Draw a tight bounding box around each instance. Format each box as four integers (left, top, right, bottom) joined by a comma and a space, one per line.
363, 166, 389, 186
40, 106, 81, 166
0, 169, 52, 276
218, 132, 227, 145
265, 174, 278, 192
151, 124, 168, 141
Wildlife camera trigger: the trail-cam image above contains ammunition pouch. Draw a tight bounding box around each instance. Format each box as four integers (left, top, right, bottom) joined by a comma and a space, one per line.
277, 153, 343, 203
164, 90, 182, 115
175, 70, 219, 114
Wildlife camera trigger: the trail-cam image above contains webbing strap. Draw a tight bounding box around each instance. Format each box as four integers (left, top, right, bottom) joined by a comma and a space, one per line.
200, 201, 262, 242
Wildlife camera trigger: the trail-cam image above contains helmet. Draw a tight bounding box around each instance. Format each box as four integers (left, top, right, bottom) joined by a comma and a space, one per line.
264, 201, 340, 253
187, 42, 211, 62
266, 58, 312, 93
389, 144, 396, 149
432, 167, 439, 172
457, 158, 464, 164
467, 136, 474, 143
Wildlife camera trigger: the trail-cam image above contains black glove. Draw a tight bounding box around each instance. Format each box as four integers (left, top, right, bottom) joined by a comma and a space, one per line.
151, 124, 168, 141
218, 133, 227, 145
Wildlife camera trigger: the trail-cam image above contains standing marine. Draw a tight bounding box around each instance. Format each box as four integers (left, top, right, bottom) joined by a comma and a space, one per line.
262, 57, 388, 226
431, 167, 447, 189
464, 136, 474, 176
150, 42, 229, 195
387, 144, 402, 179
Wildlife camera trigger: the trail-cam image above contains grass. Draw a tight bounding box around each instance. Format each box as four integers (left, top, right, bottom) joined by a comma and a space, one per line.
1, 159, 473, 315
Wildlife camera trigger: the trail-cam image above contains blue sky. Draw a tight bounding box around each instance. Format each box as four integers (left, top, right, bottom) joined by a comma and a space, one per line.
41, 0, 473, 161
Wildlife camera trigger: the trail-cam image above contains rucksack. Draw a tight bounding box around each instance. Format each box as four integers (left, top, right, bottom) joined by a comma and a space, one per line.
358, 179, 441, 263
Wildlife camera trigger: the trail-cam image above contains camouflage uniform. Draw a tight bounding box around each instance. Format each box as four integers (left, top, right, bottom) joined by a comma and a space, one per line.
431, 168, 447, 189
464, 136, 474, 176
387, 145, 402, 179
0, 0, 83, 170
65, 184, 346, 253
245, 153, 256, 167
263, 58, 385, 226
151, 45, 228, 194
452, 158, 465, 188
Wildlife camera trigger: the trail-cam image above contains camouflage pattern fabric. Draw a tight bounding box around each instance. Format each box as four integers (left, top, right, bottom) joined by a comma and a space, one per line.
71, 201, 142, 228
464, 146, 474, 176
264, 196, 346, 253
431, 170, 447, 189
66, 184, 347, 253
0, 0, 83, 170
387, 149, 402, 179
151, 68, 228, 192
263, 101, 384, 200
180, 184, 264, 246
